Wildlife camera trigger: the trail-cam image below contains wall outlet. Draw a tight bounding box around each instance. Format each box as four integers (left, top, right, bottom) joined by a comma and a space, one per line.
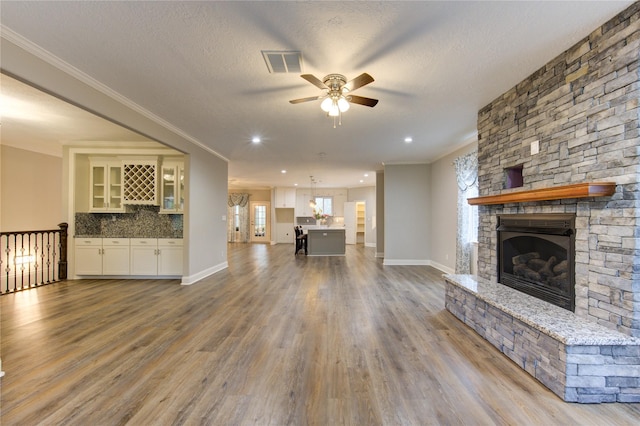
221, 215, 226, 221
531, 140, 540, 155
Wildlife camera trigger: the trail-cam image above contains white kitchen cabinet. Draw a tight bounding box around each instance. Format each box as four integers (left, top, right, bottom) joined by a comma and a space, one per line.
130, 238, 183, 276
158, 239, 183, 275
102, 239, 131, 275
295, 191, 314, 217
130, 238, 159, 275
89, 159, 124, 212
275, 187, 296, 208
74, 238, 103, 275
75, 238, 130, 275
160, 161, 185, 214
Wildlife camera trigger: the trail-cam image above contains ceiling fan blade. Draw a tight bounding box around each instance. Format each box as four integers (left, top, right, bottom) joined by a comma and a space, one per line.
301, 74, 328, 90
348, 95, 379, 107
344, 73, 374, 92
289, 96, 321, 104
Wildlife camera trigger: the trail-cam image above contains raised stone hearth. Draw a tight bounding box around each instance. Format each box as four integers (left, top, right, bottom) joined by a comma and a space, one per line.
444, 275, 640, 403
447, 3, 640, 403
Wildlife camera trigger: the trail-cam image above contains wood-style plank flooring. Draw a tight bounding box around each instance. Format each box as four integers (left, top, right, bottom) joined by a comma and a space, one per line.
2, 243, 639, 425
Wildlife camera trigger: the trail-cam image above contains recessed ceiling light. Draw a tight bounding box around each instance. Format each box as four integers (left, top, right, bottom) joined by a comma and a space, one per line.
364, 173, 369, 177
281, 170, 287, 174
404, 137, 413, 143
252, 136, 261, 143
360, 179, 364, 183
294, 183, 298, 186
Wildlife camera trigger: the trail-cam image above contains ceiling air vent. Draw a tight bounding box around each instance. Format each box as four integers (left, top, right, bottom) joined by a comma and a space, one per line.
262, 50, 303, 73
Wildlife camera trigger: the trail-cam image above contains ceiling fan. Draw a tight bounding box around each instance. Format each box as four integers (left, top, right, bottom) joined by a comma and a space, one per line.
289, 73, 378, 127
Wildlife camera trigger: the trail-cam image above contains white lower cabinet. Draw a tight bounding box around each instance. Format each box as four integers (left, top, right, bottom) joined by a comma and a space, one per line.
158, 239, 183, 275
75, 238, 130, 275
130, 239, 159, 275
76, 238, 182, 277
130, 238, 183, 276
75, 238, 103, 275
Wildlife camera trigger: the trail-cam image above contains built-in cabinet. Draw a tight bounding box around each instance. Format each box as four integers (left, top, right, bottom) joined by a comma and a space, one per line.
130, 238, 183, 275
89, 159, 124, 212
87, 156, 185, 214
160, 161, 184, 213
75, 238, 130, 275
295, 191, 314, 217
275, 187, 296, 208
76, 238, 182, 276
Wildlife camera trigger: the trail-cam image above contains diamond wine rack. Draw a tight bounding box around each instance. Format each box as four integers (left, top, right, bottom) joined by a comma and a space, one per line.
123, 162, 157, 205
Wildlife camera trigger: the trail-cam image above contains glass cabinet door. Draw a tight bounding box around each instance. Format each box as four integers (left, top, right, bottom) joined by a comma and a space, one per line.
178, 165, 185, 211
91, 164, 106, 209
162, 166, 176, 210
108, 165, 122, 210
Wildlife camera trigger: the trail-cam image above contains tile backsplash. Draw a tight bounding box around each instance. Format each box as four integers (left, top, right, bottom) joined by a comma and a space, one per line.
76, 205, 182, 238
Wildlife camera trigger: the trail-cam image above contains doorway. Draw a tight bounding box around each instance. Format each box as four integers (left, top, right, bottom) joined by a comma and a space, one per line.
250, 201, 271, 243
344, 201, 365, 245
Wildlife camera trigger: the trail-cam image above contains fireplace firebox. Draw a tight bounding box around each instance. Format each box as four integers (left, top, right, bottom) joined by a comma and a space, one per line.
497, 214, 575, 311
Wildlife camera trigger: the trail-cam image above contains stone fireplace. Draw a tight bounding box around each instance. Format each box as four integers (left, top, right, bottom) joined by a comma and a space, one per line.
476, 2, 639, 338
445, 3, 640, 403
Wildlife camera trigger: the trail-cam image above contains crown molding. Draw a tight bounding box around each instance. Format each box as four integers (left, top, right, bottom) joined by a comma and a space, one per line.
1, 26, 228, 162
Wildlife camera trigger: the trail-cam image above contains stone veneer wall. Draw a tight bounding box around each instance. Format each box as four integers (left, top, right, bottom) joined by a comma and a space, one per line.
476, 4, 640, 337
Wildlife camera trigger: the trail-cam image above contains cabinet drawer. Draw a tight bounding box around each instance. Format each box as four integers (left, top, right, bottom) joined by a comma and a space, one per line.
75, 238, 102, 247
102, 238, 130, 246
158, 238, 183, 247
130, 238, 157, 247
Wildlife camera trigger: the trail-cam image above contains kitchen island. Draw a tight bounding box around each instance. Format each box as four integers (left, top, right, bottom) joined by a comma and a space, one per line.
306, 228, 346, 256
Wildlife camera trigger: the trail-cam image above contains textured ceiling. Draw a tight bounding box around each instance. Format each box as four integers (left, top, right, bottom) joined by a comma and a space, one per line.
0, 1, 634, 189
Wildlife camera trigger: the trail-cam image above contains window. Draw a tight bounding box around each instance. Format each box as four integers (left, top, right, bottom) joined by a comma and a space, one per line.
314, 196, 333, 216
233, 205, 240, 231
467, 185, 478, 243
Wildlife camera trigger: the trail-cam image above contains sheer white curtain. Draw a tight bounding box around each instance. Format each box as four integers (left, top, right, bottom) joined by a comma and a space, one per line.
227, 193, 250, 243
454, 151, 478, 274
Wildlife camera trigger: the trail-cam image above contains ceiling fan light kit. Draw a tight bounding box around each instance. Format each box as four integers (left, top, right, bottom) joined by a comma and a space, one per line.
290, 73, 378, 128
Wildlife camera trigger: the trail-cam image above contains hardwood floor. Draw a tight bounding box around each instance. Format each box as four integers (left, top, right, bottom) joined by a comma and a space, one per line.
1, 243, 639, 425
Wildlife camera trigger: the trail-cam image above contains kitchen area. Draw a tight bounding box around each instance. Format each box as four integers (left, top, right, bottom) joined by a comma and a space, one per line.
273, 186, 372, 256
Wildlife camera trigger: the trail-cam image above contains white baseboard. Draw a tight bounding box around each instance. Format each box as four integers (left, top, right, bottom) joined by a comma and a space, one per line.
383, 259, 430, 266
381, 258, 454, 274
429, 260, 454, 275
375, 251, 384, 258
181, 261, 228, 285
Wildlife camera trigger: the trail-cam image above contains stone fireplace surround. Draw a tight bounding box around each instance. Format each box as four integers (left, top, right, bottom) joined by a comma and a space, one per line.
445, 4, 640, 403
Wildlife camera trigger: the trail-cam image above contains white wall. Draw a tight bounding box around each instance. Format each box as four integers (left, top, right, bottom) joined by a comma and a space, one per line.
2, 37, 229, 284
347, 186, 376, 247
0, 145, 63, 232
383, 164, 430, 264
428, 143, 477, 273
184, 149, 228, 282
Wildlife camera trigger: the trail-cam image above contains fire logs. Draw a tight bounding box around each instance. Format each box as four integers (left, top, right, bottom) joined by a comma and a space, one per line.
512, 252, 568, 289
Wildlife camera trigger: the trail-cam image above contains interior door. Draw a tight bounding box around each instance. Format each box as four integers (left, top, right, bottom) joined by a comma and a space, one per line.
344, 201, 356, 245
250, 201, 271, 243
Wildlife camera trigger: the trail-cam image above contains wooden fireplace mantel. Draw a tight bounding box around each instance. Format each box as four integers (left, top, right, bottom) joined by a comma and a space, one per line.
467, 182, 616, 206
